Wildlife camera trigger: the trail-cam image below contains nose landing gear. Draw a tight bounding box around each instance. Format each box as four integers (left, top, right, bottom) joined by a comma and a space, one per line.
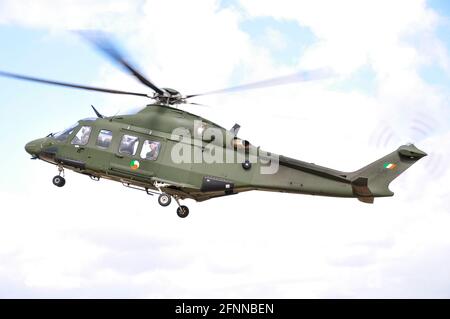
52, 166, 66, 187
52, 175, 66, 187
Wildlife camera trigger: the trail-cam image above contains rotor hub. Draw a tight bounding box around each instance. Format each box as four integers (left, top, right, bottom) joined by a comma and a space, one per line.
154, 87, 185, 105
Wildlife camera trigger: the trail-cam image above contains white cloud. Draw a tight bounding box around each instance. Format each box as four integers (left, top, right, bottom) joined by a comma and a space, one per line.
241, 0, 442, 72
0, 0, 137, 30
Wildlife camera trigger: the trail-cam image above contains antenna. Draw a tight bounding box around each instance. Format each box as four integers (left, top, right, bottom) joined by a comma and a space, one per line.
91, 105, 104, 118
109, 109, 121, 122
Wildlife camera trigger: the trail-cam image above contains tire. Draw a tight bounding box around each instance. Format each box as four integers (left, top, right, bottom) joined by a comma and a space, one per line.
52, 176, 66, 187
158, 193, 172, 207
176, 205, 189, 218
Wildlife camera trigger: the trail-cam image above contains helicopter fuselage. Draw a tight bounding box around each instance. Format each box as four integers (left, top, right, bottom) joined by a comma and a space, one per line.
25, 104, 427, 217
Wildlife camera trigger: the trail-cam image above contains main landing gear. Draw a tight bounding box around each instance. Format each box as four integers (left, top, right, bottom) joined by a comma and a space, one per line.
157, 193, 189, 218
52, 166, 66, 187
153, 182, 189, 218
176, 205, 189, 218
173, 196, 189, 218
158, 193, 172, 207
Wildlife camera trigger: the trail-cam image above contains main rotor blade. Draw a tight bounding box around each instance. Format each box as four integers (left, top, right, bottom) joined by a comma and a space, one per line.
0, 70, 151, 97
187, 102, 210, 107
78, 31, 165, 96
186, 68, 334, 99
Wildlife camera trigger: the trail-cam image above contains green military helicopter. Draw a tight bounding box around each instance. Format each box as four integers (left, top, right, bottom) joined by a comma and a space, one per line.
1, 33, 427, 218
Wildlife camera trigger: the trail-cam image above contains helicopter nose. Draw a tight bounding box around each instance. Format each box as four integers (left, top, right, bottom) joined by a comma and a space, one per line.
25, 138, 44, 156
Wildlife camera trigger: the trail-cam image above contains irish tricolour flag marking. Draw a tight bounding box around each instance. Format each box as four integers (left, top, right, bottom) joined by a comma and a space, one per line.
130, 160, 140, 170
383, 162, 397, 170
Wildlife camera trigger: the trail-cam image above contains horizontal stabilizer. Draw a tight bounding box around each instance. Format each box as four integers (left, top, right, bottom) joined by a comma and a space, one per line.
351, 177, 374, 203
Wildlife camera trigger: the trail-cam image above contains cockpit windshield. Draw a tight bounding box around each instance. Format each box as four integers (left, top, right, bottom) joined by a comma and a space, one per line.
53, 122, 78, 142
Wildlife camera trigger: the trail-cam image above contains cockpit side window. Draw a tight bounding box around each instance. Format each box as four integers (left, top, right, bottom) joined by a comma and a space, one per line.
71, 126, 92, 146
96, 130, 113, 149
54, 123, 78, 142
140, 140, 161, 160
119, 134, 139, 156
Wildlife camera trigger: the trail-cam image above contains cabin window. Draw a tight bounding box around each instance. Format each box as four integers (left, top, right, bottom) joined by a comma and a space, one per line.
140, 140, 161, 160
96, 130, 113, 149
54, 123, 78, 142
119, 134, 139, 156
71, 126, 92, 146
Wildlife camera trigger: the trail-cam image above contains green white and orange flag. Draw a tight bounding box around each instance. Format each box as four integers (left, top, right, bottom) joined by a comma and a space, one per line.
383, 162, 397, 170
130, 160, 140, 170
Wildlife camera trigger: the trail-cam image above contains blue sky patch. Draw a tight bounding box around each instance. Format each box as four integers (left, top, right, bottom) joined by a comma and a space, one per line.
419, 64, 450, 87
240, 17, 316, 66
330, 64, 377, 95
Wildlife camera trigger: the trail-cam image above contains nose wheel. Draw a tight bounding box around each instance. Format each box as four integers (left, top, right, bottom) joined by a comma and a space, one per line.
52, 175, 66, 187
52, 166, 66, 187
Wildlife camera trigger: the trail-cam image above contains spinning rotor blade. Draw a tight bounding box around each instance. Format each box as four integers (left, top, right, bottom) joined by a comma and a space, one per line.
187, 102, 209, 107
0, 70, 151, 97
78, 31, 165, 96
186, 68, 333, 99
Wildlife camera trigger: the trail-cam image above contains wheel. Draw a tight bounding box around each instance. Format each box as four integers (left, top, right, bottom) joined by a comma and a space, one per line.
52, 175, 66, 187
158, 193, 172, 207
176, 205, 189, 218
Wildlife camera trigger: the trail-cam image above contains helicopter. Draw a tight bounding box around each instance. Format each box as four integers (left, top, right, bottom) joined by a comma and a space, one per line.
1, 32, 427, 218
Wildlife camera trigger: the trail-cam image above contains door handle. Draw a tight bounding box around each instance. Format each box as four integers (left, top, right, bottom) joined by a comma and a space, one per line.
115, 153, 124, 158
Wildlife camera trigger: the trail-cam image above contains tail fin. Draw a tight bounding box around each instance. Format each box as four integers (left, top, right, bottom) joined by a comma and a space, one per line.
349, 144, 427, 203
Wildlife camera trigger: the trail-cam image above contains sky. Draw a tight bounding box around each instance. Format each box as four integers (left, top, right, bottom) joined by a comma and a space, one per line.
0, 0, 449, 298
